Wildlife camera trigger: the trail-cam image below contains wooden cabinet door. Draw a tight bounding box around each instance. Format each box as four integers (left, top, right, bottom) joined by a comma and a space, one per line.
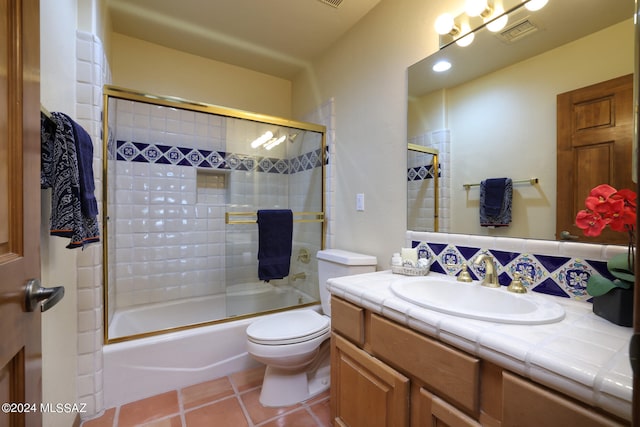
331, 333, 409, 427
0, 0, 42, 426
418, 388, 481, 427
502, 372, 628, 427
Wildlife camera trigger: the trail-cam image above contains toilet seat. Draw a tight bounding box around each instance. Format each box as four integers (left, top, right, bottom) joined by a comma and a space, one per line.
246, 310, 330, 345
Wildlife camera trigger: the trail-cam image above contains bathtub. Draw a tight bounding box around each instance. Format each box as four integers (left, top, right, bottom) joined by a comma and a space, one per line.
108, 283, 315, 339
103, 285, 318, 408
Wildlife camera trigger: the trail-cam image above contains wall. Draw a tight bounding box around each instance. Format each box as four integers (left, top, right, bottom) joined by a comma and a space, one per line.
39, 1, 80, 426
291, 0, 449, 267
109, 33, 293, 118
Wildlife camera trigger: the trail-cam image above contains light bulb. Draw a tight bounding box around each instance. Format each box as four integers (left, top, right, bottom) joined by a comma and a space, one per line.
466, 0, 491, 17
524, 0, 548, 11
456, 31, 475, 47
432, 60, 452, 72
435, 13, 457, 35
250, 131, 273, 148
486, 7, 508, 32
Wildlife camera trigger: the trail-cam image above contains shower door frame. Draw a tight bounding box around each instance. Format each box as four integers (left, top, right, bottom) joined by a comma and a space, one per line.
102, 85, 326, 344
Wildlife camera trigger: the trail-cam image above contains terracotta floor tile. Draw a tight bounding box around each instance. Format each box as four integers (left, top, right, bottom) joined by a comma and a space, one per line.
240, 388, 299, 425
118, 391, 180, 426
229, 365, 265, 392
139, 415, 183, 427
184, 396, 248, 427
259, 408, 319, 427
81, 408, 116, 427
181, 376, 235, 409
308, 398, 331, 426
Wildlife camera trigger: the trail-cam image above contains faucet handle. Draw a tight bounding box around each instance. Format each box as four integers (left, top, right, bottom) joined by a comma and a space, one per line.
457, 263, 473, 282
507, 272, 528, 293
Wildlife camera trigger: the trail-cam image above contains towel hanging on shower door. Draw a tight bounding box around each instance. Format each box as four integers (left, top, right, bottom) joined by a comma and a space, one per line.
256, 209, 293, 281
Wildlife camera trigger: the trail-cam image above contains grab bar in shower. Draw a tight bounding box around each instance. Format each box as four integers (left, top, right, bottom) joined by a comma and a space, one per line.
225, 211, 325, 224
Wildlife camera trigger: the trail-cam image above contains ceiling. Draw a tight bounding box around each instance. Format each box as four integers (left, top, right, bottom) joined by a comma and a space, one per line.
107, 0, 382, 79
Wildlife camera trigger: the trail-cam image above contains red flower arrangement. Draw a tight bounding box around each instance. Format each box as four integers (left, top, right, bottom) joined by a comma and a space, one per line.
575, 184, 636, 297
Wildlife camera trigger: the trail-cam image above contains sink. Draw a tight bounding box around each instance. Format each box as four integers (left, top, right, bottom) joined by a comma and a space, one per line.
390, 275, 565, 324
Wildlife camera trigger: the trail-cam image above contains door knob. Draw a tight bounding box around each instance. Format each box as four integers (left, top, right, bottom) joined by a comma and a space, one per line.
24, 279, 65, 312
560, 230, 579, 241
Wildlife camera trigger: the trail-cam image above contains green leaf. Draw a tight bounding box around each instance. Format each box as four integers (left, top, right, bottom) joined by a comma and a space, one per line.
607, 252, 635, 283
587, 274, 619, 297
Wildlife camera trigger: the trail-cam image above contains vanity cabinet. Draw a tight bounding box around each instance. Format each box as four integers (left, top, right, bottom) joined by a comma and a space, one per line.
330, 295, 629, 427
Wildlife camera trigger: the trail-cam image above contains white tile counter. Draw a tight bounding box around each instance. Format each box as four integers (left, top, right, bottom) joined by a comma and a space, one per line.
327, 270, 633, 421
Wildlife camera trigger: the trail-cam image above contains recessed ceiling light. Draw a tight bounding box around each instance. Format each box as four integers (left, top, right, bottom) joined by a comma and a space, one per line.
433, 60, 452, 72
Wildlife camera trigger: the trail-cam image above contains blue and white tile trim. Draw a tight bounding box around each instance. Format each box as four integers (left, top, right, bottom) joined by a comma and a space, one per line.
407, 163, 440, 182
114, 140, 323, 173
406, 231, 628, 302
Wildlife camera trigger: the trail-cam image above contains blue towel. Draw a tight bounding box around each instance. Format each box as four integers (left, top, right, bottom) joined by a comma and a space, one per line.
257, 209, 293, 281
479, 178, 512, 227
63, 113, 98, 217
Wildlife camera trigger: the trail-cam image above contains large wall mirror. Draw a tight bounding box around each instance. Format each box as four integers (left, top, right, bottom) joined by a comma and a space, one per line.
407, 0, 634, 242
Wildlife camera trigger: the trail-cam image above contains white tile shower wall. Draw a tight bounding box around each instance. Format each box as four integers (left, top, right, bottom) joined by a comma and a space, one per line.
407, 130, 450, 233
75, 30, 110, 419
303, 98, 335, 250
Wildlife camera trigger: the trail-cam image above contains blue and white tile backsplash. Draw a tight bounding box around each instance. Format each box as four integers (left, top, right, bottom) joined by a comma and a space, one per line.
407, 231, 628, 302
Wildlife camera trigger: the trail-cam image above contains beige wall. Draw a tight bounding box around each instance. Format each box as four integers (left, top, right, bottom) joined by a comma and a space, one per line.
292, 0, 448, 266
109, 33, 293, 118
40, 1, 79, 426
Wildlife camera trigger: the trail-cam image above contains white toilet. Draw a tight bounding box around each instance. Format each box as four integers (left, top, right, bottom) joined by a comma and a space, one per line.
246, 249, 377, 407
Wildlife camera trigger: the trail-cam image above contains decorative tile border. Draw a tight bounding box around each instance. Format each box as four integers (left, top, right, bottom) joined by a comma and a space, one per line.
114, 140, 323, 174
407, 164, 440, 182
407, 231, 627, 302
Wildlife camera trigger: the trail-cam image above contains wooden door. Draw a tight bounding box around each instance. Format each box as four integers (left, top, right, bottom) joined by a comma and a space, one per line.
417, 388, 481, 427
1, 0, 42, 426
331, 333, 409, 427
556, 74, 634, 244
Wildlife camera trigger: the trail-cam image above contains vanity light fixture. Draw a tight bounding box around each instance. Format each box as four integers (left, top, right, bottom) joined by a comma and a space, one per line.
435, 13, 460, 36
465, 0, 493, 18
432, 60, 452, 72
251, 130, 274, 148
486, 5, 508, 32
524, 0, 548, 11
455, 23, 475, 47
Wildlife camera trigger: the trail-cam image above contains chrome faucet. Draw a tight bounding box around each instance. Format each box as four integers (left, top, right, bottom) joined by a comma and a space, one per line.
473, 254, 500, 288
291, 272, 306, 282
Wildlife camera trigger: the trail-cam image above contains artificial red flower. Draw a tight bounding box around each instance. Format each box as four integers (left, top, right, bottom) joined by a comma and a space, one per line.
575, 184, 636, 237
575, 209, 607, 236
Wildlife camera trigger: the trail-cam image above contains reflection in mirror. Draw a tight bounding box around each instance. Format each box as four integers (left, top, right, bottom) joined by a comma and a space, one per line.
407, 0, 634, 241
103, 86, 325, 342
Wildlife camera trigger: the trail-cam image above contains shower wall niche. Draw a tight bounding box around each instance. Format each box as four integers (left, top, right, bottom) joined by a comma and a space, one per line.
104, 86, 325, 342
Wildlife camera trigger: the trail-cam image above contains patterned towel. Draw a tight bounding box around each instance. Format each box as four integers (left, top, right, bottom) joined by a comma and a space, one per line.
41, 112, 100, 249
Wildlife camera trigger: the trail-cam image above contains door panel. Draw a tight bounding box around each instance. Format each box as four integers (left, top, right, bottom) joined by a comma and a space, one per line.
0, 0, 42, 426
557, 74, 634, 244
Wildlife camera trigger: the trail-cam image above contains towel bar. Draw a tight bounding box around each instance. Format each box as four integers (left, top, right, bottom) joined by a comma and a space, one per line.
225, 211, 324, 224
463, 177, 538, 190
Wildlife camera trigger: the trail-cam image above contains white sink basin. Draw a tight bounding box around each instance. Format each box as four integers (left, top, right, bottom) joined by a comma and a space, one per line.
390, 275, 565, 325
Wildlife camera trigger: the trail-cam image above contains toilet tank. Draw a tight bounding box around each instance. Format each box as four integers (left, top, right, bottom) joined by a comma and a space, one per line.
316, 249, 377, 316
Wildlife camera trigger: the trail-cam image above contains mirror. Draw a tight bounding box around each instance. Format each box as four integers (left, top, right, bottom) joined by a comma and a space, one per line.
407, 0, 634, 240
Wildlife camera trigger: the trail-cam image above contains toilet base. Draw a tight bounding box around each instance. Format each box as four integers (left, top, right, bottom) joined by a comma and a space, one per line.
258, 344, 330, 407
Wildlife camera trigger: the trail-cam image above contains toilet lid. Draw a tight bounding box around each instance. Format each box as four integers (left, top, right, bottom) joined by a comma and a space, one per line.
247, 310, 330, 345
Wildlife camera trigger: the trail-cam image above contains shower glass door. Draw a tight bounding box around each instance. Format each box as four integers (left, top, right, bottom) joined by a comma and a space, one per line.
103, 86, 325, 343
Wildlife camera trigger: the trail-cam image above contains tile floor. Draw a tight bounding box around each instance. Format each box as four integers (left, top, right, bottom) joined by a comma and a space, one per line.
80, 366, 331, 427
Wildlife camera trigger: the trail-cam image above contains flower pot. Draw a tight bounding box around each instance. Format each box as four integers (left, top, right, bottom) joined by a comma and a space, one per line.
592, 287, 634, 327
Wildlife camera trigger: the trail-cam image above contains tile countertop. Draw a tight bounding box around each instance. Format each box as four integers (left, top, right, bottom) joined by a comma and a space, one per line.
326, 270, 633, 422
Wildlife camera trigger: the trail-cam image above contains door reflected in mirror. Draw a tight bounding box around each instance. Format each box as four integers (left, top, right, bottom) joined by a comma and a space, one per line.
407, 0, 634, 243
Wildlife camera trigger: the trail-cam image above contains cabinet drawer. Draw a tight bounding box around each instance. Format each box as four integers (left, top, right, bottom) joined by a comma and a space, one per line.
331, 296, 364, 346
502, 372, 628, 427
369, 314, 480, 417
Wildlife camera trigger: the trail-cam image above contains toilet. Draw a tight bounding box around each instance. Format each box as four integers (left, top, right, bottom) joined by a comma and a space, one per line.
246, 249, 377, 407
